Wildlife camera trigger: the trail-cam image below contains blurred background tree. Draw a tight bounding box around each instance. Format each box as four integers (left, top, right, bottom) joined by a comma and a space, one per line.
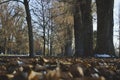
0, 0, 119, 57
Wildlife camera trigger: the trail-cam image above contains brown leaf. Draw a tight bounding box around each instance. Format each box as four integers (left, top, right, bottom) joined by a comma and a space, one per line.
69, 64, 84, 78
45, 67, 61, 80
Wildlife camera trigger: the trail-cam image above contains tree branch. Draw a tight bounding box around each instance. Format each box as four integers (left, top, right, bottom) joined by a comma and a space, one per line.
0, 0, 23, 5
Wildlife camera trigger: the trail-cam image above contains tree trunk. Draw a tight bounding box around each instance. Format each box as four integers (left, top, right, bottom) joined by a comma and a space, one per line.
3, 38, 7, 54
74, 0, 93, 57
43, 26, 46, 56
118, 3, 120, 58
74, 0, 84, 56
24, 0, 35, 57
47, 28, 50, 56
64, 41, 73, 56
49, 33, 52, 56
64, 24, 73, 56
95, 0, 115, 54
81, 0, 93, 56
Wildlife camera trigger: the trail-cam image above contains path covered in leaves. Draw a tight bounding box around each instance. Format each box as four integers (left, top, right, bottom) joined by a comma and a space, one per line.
0, 57, 120, 80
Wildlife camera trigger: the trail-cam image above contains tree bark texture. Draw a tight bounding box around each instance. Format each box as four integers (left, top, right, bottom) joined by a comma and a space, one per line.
74, 0, 84, 56
95, 0, 115, 54
80, 0, 93, 56
74, 0, 93, 57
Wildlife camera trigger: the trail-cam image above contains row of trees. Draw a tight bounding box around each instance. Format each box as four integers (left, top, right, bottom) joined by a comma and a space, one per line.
0, 1, 28, 54
56, 0, 115, 57
0, 0, 119, 57
0, 0, 33, 56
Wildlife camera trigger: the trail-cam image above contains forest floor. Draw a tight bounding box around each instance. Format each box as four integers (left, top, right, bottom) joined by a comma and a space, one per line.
0, 56, 120, 80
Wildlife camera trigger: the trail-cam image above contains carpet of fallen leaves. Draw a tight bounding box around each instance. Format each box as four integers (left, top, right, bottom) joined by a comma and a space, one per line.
0, 57, 120, 80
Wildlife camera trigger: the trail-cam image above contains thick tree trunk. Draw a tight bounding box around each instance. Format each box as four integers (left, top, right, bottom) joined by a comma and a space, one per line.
81, 0, 93, 56
64, 41, 73, 56
119, 4, 120, 57
74, 0, 93, 57
74, 0, 84, 56
95, 0, 115, 54
64, 25, 73, 56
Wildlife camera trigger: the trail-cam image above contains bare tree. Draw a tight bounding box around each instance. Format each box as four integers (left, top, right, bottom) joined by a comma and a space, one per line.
24, 0, 35, 57
31, 0, 52, 56
0, 1, 27, 54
